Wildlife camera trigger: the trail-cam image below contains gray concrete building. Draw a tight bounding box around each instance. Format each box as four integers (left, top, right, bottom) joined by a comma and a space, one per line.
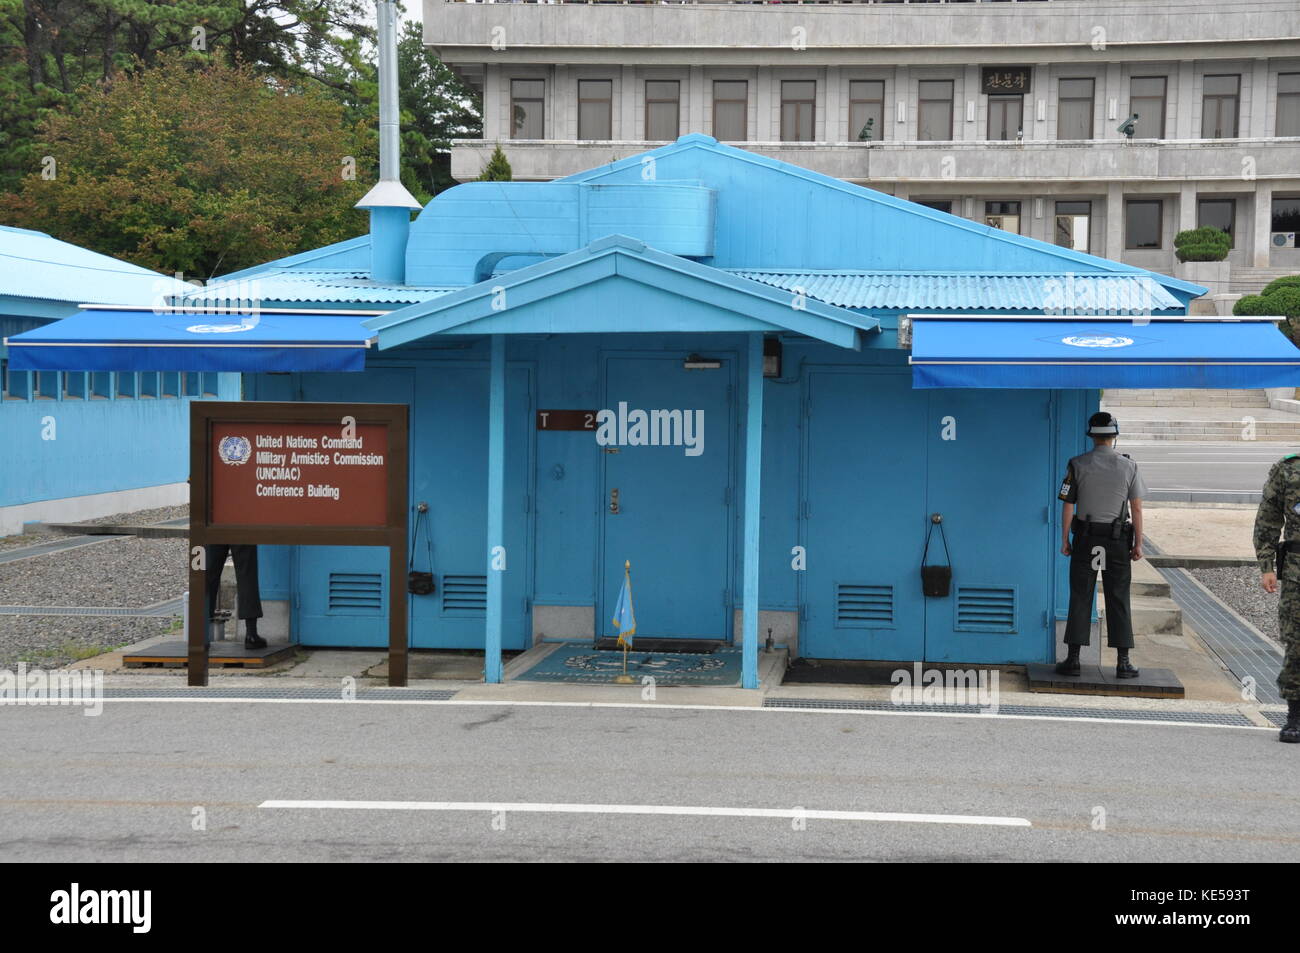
426, 0, 1300, 291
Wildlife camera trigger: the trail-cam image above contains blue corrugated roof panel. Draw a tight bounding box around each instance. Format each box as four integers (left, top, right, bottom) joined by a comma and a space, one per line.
728, 271, 1182, 313
176, 270, 455, 306
0, 225, 191, 307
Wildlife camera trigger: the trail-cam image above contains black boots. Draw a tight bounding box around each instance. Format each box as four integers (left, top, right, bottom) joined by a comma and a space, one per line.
1115, 649, 1140, 679
243, 619, 267, 650
1282, 701, 1300, 744
1055, 646, 1081, 676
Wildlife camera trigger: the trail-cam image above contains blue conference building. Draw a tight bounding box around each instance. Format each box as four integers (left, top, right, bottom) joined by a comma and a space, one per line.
11, 135, 1299, 686
0, 225, 238, 535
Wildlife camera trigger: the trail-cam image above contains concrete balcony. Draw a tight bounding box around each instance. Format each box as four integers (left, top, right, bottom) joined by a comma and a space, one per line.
450, 136, 1300, 184
426, 0, 1300, 66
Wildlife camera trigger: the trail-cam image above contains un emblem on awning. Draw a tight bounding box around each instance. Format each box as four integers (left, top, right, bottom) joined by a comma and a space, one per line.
1061, 334, 1134, 348
186, 323, 256, 333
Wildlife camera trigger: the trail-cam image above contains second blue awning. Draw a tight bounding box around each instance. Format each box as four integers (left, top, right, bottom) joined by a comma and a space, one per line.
910, 317, 1300, 389
3, 309, 376, 373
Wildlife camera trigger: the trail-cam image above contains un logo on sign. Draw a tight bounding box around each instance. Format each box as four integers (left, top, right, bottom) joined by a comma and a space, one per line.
1061, 334, 1134, 349
218, 435, 251, 465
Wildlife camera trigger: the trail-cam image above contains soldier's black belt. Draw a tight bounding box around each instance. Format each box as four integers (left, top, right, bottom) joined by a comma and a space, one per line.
1072, 518, 1129, 538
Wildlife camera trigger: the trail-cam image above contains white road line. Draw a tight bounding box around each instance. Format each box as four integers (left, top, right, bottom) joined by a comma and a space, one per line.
258, 799, 1032, 828
91, 696, 1277, 731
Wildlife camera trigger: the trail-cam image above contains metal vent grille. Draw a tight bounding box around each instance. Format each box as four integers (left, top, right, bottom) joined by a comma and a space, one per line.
836, 584, 893, 627
328, 572, 383, 613
442, 574, 488, 616
955, 586, 1016, 632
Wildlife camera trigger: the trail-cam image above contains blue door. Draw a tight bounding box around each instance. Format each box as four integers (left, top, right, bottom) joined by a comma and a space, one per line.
800, 368, 929, 660
294, 366, 414, 647
599, 354, 734, 640
410, 364, 533, 650
924, 388, 1053, 663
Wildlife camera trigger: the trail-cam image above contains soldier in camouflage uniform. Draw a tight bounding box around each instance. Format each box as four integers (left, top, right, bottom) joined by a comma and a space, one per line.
1252, 453, 1300, 743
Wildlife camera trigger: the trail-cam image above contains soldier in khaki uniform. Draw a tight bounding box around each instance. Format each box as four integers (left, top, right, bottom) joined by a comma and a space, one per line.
1252, 453, 1300, 743
1056, 412, 1146, 678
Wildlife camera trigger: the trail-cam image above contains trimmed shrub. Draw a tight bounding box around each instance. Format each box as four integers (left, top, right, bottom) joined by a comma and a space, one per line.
1173, 226, 1231, 263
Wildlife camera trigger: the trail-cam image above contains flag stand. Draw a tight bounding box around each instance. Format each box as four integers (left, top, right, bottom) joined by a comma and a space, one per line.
614, 560, 636, 684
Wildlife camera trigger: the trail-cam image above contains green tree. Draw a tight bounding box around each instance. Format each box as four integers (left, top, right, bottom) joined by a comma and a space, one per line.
477, 144, 512, 182
1235, 275, 1300, 347
0, 54, 374, 278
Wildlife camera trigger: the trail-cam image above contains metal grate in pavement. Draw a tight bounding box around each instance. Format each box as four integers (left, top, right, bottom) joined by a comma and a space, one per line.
101, 686, 458, 701
1159, 567, 1283, 706
0, 534, 122, 565
1262, 709, 1290, 728
764, 697, 1254, 726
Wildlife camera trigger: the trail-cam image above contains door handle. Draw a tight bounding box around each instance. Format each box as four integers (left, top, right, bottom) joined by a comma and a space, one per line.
609, 487, 620, 514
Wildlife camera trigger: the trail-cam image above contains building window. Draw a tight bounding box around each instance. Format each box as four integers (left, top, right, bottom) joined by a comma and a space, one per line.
91, 372, 112, 399
985, 201, 1021, 234
1129, 76, 1167, 139
918, 200, 953, 214
139, 372, 158, 398
849, 80, 884, 141
712, 81, 748, 142
1126, 199, 1163, 249
1055, 200, 1091, 252
917, 80, 953, 141
987, 94, 1023, 141
2, 361, 28, 400
63, 371, 86, 400
1058, 78, 1095, 140
33, 371, 59, 399
1278, 73, 1300, 138
161, 372, 179, 398
1274, 196, 1300, 233
780, 80, 816, 142
1201, 74, 1240, 138
183, 372, 201, 397
202, 372, 219, 397
1197, 198, 1235, 246
645, 80, 680, 141
117, 372, 137, 399
510, 79, 545, 139
577, 80, 612, 140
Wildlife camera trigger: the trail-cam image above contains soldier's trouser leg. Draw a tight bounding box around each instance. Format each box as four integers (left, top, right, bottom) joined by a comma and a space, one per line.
204, 543, 231, 619
1278, 576, 1300, 701
229, 545, 263, 621
1064, 536, 1098, 646
1098, 537, 1134, 649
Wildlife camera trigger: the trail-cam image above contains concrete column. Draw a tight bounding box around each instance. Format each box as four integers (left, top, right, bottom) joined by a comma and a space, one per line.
756, 67, 772, 140
895, 65, 910, 140
1030, 64, 1048, 141
825, 66, 841, 142
1105, 182, 1124, 261
962, 64, 978, 140
551, 65, 565, 140
1249, 58, 1269, 138
620, 65, 635, 140
1175, 61, 1195, 139
1254, 182, 1274, 268
1103, 62, 1122, 139
1178, 182, 1198, 234
741, 333, 763, 691
689, 65, 705, 136
485, 334, 506, 684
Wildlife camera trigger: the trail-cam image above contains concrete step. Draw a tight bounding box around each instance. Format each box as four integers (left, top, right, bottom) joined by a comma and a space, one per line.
1130, 594, 1183, 636
1230, 269, 1298, 296
1131, 559, 1171, 598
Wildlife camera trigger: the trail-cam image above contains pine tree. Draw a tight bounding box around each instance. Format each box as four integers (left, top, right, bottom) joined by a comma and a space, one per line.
478, 145, 513, 182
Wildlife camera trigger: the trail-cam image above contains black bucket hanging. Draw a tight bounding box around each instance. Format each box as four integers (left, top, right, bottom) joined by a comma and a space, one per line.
920, 514, 952, 598
408, 503, 435, 596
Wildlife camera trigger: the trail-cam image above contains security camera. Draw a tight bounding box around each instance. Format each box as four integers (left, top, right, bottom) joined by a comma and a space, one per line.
1117, 113, 1138, 138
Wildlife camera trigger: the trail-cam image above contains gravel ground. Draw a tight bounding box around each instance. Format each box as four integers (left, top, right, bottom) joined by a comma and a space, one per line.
0, 505, 189, 668
0, 503, 189, 552
0, 616, 177, 669
1188, 565, 1280, 642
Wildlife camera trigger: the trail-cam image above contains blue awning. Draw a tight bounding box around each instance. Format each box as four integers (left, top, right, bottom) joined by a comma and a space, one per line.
3, 309, 376, 372
910, 316, 1300, 389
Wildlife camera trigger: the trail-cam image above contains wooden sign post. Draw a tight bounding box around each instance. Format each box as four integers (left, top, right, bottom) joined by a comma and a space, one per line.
188, 401, 409, 687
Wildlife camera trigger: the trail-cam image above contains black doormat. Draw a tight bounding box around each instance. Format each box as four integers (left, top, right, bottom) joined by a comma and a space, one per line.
593, 638, 722, 654
782, 658, 911, 686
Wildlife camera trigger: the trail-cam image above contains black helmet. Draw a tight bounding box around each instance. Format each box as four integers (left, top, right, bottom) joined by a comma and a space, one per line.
1087, 411, 1119, 437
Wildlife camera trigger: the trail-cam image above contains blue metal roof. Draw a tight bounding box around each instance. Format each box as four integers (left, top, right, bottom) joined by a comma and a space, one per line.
175, 270, 454, 306
0, 225, 191, 307
730, 271, 1183, 314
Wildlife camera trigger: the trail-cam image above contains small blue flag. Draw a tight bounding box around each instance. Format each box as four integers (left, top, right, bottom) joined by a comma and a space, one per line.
612, 561, 636, 648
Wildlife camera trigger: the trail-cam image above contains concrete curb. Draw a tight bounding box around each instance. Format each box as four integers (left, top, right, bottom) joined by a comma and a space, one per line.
1147, 555, 1259, 568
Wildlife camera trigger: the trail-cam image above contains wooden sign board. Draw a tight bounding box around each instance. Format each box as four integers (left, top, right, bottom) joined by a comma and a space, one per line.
536, 409, 597, 431
981, 66, 1031, 95
188, 401, 409, 687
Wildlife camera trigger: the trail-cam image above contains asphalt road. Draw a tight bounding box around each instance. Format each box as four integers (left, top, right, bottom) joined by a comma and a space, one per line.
1123, 443, 1300, 499
2, 700, 1297, 862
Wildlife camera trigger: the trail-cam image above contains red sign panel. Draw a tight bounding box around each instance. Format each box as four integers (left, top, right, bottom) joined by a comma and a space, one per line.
209, 421, 389, 527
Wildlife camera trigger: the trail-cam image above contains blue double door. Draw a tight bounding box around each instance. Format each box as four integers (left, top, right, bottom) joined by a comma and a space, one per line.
800, 368, 1053, 663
